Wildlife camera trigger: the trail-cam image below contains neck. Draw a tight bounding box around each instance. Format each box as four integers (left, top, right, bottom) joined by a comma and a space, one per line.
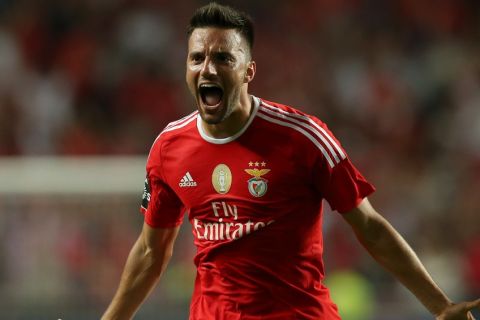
202, 91, 253, 139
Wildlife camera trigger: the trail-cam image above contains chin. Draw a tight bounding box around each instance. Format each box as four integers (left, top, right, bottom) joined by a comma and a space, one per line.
199, 111, 225, 125
199, 103, 232, 125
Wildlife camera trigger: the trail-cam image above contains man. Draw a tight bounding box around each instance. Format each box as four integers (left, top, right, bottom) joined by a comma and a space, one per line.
102, 3, 480, 319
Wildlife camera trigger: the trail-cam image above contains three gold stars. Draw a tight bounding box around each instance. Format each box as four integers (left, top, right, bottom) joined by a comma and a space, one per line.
248, 161, 267, 167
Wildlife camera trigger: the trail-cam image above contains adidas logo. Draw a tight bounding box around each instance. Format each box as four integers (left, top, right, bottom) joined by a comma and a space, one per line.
179, 172, 197, 187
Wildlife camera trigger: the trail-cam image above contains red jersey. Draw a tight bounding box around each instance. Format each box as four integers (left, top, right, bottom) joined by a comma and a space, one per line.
141, 96, 375, 320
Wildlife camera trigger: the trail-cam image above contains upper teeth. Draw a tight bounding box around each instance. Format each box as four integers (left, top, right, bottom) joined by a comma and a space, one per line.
200, 84, 219, 88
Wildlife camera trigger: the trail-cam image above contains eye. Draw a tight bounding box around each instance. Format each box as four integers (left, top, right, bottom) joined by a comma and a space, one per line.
190, 53, 204, 64
216, 53, 233, 64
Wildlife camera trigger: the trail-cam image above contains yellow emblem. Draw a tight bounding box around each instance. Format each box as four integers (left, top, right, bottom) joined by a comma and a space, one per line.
212, 164, 232, 194
244, 168, 271, 178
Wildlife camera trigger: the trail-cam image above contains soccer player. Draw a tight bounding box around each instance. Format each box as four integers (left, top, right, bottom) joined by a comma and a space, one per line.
102, 3, 480, 320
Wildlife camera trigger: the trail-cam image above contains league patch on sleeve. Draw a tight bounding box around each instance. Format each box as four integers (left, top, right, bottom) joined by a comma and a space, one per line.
141, 178, 151, 210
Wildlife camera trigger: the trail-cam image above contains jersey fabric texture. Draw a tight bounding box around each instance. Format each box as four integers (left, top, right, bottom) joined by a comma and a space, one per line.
140, 96, 375, 320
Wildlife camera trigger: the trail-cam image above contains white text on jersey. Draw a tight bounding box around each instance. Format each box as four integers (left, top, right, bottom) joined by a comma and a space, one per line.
193, 201, 274, 241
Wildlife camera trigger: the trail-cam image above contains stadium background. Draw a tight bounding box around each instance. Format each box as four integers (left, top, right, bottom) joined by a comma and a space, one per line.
0, 0, 479, 319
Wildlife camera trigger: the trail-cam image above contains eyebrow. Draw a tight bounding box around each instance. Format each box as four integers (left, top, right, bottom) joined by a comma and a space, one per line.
188, 50, 235, 57
189, 51, 203, 56
214, 51, 234, 57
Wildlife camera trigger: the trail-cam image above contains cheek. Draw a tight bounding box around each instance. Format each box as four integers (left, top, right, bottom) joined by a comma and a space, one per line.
188, 63, 203, 72
185, 67, 198, 88
232, 63, 248, 81
230, 70, 247, 86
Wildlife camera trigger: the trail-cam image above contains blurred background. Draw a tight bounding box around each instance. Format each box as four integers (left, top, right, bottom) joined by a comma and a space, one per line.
0, 0, 479, 319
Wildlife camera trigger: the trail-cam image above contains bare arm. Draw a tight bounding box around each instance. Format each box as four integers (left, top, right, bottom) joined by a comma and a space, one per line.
101, 222, 181, 320
343, 198, 480, 319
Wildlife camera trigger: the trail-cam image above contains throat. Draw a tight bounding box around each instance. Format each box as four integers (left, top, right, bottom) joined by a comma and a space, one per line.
202, 119, 240, 139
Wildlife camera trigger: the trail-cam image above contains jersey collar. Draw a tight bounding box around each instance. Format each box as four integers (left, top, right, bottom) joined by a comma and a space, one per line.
197, 95, 260, 144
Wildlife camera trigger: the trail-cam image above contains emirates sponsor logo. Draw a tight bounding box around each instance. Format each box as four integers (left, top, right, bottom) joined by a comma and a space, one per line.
193, 201, 274, 241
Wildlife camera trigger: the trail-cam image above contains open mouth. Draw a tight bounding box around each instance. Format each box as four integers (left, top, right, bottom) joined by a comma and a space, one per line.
199, 84, 224, 107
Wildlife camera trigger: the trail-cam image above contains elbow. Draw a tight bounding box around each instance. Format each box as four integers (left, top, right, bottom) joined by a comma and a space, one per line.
355, 214, 390, 247
158, 247, 174, 265
143, 245, 174, 274
135, 225, 180, 276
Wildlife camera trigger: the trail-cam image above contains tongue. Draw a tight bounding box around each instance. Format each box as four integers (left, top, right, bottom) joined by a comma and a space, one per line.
205, 91, 222, 106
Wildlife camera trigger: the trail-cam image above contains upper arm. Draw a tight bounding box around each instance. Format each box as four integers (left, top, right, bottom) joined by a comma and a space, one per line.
143, 134, 185, 228
341, 197, 387, 236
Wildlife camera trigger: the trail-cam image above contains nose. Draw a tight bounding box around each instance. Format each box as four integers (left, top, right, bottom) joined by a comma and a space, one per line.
200, 57, 217, 78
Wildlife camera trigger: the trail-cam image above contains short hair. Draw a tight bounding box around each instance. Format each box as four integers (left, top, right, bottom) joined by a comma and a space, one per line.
187, 2, 254, 55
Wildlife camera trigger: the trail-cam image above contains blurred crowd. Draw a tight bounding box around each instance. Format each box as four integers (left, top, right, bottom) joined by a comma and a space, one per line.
0, 0, 479, 319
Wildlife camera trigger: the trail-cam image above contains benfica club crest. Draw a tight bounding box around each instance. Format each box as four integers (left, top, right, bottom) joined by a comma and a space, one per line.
245, 162, 270, 197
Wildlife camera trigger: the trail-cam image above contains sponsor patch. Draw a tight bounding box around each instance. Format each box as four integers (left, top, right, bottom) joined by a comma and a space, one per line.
141, 178, 151, 209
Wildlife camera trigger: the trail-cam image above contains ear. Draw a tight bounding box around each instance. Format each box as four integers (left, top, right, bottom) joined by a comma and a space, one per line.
244, 60, 256, 83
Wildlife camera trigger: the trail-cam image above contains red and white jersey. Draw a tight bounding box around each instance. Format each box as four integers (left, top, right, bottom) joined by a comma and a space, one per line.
141, 96, 375, 320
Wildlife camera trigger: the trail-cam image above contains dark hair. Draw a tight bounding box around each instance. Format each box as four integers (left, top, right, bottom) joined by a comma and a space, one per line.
187, 2, 254, 54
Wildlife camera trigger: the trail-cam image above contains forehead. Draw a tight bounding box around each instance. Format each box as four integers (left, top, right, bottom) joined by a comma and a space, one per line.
188, 27, 246, 53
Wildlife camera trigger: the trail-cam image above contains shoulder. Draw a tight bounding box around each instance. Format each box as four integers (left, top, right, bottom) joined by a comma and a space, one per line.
256, 98, 330, 139
257, 98, 331, 132
148, 110, 198, 158
151, 111, 198, 146
258, 98, 313, 119
158, 110, 198, 140
256, 98, 346, 168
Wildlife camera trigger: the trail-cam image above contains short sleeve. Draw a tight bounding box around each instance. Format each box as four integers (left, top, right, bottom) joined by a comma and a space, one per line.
316, 158, 375, 213
140, 137, 185, 228
311, 120, 375, 213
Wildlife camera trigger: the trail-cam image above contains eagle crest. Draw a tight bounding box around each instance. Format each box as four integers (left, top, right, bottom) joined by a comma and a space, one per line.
244, 168, 270, 178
